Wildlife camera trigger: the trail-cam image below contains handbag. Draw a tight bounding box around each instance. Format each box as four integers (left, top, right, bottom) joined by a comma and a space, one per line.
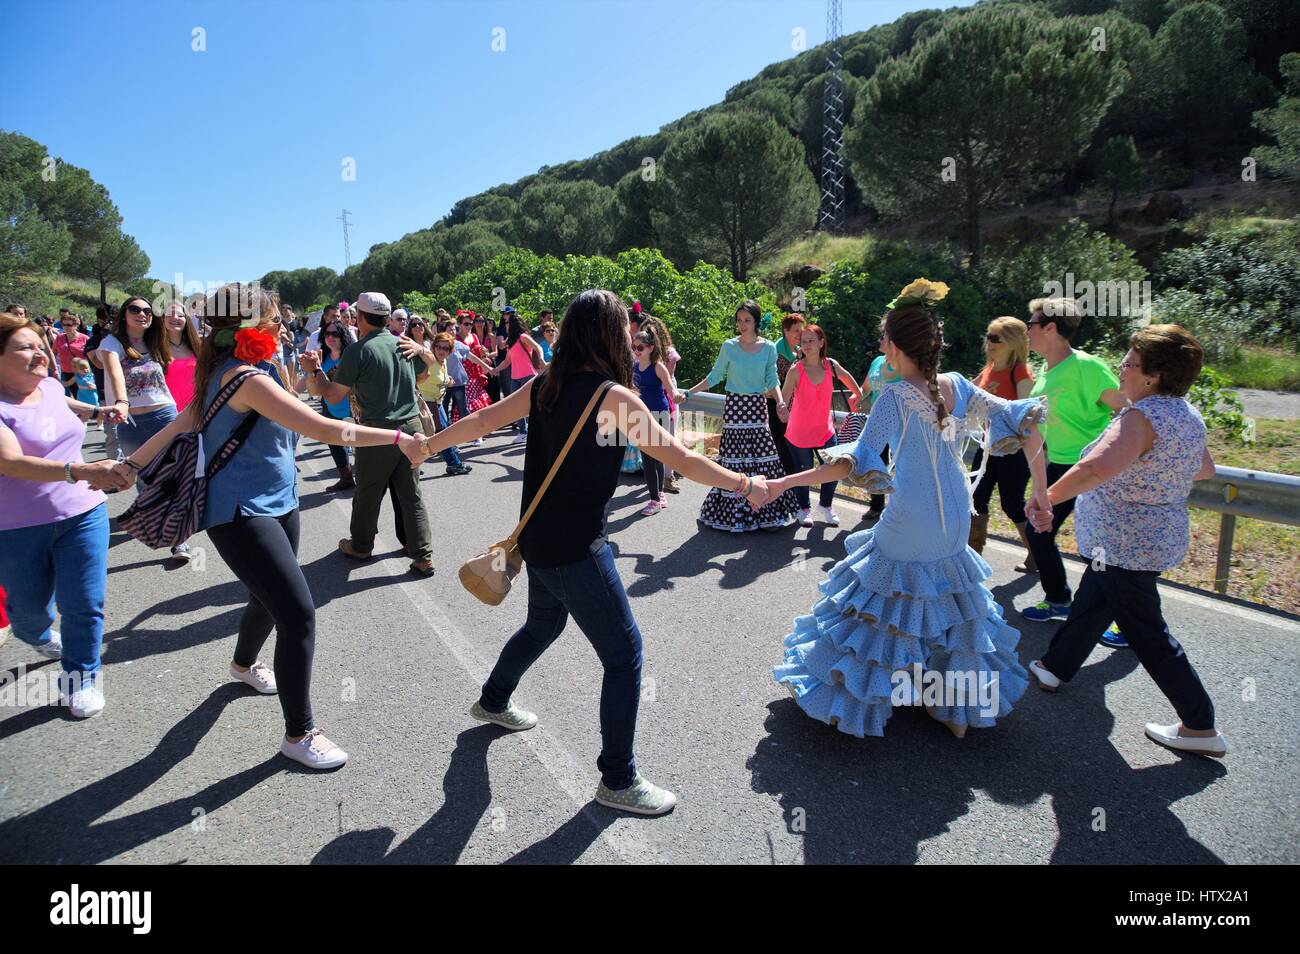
459, 380, 614, 605
830, 360, 867, 445
118, 369, 263, 549
417, 397, 437, 438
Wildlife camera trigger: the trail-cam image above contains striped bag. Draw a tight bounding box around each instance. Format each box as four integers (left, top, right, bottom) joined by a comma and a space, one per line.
118, 369, 263, 549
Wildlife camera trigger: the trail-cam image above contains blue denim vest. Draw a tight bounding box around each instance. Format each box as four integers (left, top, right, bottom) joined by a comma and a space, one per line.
201, 358, 299, 529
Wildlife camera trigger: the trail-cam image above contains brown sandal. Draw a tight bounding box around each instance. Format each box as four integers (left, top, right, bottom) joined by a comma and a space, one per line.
337, 538, 372, 561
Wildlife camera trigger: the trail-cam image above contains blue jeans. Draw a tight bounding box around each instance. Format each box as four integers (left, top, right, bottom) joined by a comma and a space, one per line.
433, 403, 463, 468
116, 404, 177, 457
480, 542, 642, 789
0, 503, 109, 679
501, 373, 533, 434
788, 434, 838, 508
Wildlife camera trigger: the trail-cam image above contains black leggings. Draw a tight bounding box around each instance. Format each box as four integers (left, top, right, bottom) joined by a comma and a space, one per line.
970, 448, 1030, 523
644, 453, 665, 500
320, 403, 351, 474
206, 509, 316, 737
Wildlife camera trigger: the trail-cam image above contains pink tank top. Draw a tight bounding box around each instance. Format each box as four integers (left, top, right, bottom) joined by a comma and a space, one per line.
785, 360, 834, 448
508, 339, 533, 380
165, 354, 198, 411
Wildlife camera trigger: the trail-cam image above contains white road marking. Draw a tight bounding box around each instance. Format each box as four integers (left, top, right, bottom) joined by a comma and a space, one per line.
313, 443, 655, 863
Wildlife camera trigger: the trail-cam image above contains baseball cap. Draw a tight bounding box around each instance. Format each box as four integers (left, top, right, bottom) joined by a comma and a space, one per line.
502, 305, 516, 315
353, 292, 392, 317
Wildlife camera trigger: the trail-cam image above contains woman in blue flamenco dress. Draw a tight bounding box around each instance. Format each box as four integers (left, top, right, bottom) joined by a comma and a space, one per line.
767, 282, 1051, 738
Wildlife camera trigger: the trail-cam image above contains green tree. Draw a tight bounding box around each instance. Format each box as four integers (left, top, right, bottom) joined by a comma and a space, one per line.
1253, 53, 1300, 181
65, 220, 150, 306
1099, 135, 1143, 224
845, 7, 1126, 265
612, 168, 661, 252
516, 179, 616, 258
653, 110, 817, 280
1150, 2, 1261, 158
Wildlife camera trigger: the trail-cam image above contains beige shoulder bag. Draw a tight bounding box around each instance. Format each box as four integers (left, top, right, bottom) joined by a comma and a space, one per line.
459, 380, 614, 606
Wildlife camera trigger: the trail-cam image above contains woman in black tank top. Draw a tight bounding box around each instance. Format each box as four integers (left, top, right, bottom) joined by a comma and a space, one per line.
417, 289, 771, 816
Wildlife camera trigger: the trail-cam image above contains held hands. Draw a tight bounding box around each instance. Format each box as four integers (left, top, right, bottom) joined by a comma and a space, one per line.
1025, 489, 1053, 533
744, 474, 778, 511
103, 401, 129, 426
776, 404, 790, 423
80, 459, 134, 492
298, 350, 322, 373
400, 432, 432, 470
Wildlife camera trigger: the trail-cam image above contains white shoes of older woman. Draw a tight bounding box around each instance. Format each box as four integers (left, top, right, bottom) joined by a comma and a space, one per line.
1145, 722, 1229, 758
1032, 659, 1228, 758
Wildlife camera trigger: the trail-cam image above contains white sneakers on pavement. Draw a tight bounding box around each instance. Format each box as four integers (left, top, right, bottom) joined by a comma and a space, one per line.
280, 728, 349, 769
230, 660, 278, 694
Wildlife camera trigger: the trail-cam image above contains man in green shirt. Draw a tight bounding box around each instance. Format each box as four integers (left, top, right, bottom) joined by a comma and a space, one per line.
1021, 297, 1124, 623
307, 291, 434, 577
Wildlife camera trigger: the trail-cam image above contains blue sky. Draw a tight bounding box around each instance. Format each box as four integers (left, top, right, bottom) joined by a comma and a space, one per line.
3, 0, 972, 286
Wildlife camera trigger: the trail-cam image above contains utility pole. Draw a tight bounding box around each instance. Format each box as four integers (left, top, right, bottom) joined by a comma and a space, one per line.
818, 0, 846, 233
338, 209, 353, 269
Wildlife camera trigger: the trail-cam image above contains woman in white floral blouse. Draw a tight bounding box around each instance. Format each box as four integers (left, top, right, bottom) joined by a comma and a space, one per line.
1026, 324, 1226, 758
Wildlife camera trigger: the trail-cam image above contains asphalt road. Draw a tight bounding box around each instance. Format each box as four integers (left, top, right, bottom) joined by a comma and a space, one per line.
2, 422, 1297, 865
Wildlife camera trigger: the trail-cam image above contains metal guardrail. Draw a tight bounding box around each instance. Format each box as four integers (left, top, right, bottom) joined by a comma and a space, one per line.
678, 391, 1299, 595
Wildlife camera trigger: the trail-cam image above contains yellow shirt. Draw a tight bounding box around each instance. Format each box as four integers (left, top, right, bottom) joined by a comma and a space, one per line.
418, 357, 449, 403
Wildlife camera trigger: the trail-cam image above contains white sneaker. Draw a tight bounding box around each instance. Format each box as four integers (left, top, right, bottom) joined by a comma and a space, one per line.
280, 728, 349, 770
512, 433, 527, 444
66, 683, 105, 719
815, 504, 839, 526
170, 542, 192, 563
230, 660, 278, 694
474, 437, 484, 446
1028, 659, 1061, 691
35, 631, 63, 660
1144, 722, 1228, 758
797, 507, 813, 528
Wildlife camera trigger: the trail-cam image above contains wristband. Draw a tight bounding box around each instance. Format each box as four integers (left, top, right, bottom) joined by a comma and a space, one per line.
393, 430, 402, 445
124, 458, 141, 471
65, 461, 76, 484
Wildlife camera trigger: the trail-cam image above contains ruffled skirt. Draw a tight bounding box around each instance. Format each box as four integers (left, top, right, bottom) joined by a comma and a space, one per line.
774, 528, 1028, 737
699, 393, 797, 531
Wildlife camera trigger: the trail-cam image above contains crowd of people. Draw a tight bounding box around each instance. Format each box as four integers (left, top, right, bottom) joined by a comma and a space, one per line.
0, 278, 1228, 817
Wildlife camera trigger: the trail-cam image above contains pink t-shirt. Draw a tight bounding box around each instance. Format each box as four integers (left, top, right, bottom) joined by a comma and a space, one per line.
0, 377, 105, 531
786, 360, 835, 448
53, 331, 89, 373
165, 355, 198, 411
508, 339, 534, 380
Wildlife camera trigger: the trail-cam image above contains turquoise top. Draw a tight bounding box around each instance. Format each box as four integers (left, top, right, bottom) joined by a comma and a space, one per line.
201, 358, 299, 529
706, 338, 778, 395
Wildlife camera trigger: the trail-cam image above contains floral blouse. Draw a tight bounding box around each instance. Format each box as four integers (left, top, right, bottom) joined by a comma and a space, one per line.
1074, 395, 1206, 572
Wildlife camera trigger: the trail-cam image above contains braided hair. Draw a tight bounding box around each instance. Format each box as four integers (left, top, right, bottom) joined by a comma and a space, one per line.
884, 304, 947, 428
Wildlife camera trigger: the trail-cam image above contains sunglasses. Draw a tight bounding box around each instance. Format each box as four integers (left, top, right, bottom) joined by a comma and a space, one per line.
633, 344, 650, 352
127, 304, 153, 317
324, 330, 343, 338
986, 334, 1002, 344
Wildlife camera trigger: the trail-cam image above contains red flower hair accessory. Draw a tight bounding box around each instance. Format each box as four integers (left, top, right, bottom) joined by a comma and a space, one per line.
233, 327, 279, 364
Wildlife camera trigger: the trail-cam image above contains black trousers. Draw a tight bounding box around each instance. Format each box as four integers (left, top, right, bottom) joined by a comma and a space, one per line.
206, 509, 316, 737
869, 446, 890, 512
971, 447, 1030, 523
1025, 461, 1075, 603
766, 397, 798, 478
1041, 564, 1216, 730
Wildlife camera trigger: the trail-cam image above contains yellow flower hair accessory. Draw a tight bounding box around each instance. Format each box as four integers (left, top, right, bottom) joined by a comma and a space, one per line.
887, 278, 951, 310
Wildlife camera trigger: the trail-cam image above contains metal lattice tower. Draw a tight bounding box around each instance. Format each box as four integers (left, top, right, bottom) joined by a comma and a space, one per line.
818, 0, 846, 233
338, 209, 353, 269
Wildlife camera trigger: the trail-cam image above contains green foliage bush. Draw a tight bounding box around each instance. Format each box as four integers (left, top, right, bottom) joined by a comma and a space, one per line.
407, 247, 773, 386
1157, 217, 1300, 347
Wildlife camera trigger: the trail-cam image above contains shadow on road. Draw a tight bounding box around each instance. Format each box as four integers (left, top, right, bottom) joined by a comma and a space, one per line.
748, 643, 1227, 864
0, 685, 283, 864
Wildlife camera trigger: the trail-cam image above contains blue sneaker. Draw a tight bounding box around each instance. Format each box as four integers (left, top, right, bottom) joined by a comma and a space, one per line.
1022, 601, 1071, 622
1099, 624, 1129, 649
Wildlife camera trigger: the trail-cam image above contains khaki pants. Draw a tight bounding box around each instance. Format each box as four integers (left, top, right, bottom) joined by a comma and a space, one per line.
350, 417, 431, 562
